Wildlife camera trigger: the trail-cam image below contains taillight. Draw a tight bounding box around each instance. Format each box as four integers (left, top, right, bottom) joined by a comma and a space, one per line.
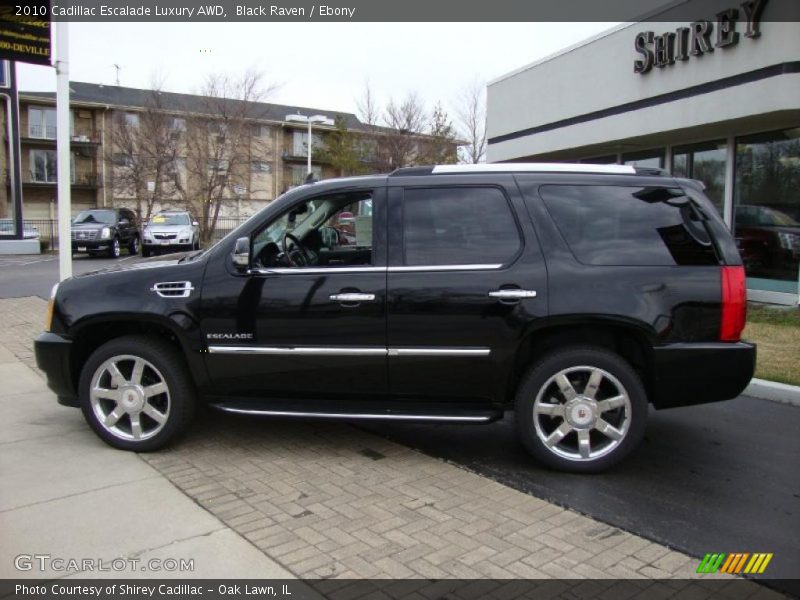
720, 266, 746, 341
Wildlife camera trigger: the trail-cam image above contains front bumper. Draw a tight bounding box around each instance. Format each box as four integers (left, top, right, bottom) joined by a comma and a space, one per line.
72, 240, 112, 252
34, 332, 78, 407
650, 342, 756, 409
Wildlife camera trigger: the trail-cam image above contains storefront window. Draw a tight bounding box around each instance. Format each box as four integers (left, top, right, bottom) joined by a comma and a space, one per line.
734, 128, 800, 295
623, 149, 664, 169
672, 140, 726, 214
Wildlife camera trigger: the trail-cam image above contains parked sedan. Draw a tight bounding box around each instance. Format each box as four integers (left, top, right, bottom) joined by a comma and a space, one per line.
142, 211, 200, 257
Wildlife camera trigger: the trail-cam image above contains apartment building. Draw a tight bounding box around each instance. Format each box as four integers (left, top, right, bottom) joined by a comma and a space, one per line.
2, 81, 444, 222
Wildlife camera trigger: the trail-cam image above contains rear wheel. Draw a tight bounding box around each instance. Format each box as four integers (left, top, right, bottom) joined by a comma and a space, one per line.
142, 246, 151, 258
128, 235, 140, 255
515, 346, 647, 473
79, 335, 196, 451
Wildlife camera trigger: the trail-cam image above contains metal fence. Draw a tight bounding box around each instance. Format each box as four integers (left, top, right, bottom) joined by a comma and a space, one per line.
21, 216, 250, 249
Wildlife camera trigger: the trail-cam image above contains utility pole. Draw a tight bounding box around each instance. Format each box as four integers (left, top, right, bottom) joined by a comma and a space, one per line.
56, 21, 72, 280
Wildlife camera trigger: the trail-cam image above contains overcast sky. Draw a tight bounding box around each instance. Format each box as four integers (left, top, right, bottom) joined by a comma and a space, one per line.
16, 22, 618, 120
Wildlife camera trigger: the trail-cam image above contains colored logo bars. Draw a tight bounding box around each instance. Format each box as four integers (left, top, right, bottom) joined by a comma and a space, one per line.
697, 552, 773, 574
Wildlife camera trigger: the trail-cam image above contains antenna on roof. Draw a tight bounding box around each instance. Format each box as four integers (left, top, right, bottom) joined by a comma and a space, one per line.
112, 64, 121, 86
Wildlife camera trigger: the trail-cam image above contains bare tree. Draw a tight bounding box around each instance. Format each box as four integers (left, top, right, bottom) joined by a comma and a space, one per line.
107, 88, 182, 223
356, 79, 380, 128
456, 80, 487, 164
417, 102, 458, 165
178, 69, 277, 243
378, 92, 427, 170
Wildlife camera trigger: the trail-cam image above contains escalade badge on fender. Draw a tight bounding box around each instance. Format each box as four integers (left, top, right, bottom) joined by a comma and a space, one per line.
207, 333, 254, 340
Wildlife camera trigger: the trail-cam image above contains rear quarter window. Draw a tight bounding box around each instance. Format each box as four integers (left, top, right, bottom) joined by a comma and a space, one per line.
537, 184, 719, 266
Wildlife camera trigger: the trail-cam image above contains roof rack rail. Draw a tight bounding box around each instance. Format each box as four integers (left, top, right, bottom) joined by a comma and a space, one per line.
389, 163, 668, 177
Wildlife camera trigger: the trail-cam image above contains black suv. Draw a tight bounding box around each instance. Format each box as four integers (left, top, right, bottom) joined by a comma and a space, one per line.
35, 164, 755, 472
71, 208, 140, 258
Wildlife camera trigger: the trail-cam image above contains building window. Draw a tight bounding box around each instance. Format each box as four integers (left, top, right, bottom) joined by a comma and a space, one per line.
251, 161, 271, 173
292, 131, 322, 156
208, 121, 227, 135
672, 140, 726, 214
289, 164, 321, 186
208, 158, 229, 172
251, 124, 269, 137
734, 128, 800, 294
623, 149, 664, 169
112, 153, 135, 167
123, 112, 139, 128
28, 107, 58, 139
169, 117, 186, 131
30, 149, 75, 183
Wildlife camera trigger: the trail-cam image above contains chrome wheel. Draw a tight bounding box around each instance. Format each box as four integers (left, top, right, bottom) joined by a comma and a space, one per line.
111, 238, 121, 258
89, 354, 170, 442
130, 236, 140, 254
533, 366, 631, 462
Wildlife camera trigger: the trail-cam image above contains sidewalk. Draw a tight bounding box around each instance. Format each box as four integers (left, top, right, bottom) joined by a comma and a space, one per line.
0, 297, 763, 585
0, 300, 292, 580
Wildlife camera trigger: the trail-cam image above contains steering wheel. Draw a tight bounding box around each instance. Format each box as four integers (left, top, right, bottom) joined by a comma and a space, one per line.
282, 232, 311, 267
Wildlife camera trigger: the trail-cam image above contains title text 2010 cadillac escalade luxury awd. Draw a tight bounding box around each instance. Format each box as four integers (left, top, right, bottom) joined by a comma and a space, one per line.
35, 164, 755, 472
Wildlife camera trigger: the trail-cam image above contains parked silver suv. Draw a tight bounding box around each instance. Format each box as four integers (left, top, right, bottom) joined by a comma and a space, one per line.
142, 211, 199, 257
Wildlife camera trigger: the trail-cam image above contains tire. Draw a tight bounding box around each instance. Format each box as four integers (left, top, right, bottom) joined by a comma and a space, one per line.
515, 346, 647, 473
78, 335, 196, 451
108, 236, 121, 259
142, 246, 151, 258
128, 235, 140, 255
192, 237, 200, 251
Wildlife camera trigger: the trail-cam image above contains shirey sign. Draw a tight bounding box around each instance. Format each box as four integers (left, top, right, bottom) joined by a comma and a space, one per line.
0, 4, 52, 66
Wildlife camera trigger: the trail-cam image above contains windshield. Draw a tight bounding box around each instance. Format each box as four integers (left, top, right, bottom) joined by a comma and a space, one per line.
150, 213, 191, 226
73, 210, 116, 225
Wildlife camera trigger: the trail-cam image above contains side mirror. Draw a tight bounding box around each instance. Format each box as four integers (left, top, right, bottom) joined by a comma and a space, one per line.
119, 218, 130, 225
231, 236, 250, 271
192, 221, 199, 227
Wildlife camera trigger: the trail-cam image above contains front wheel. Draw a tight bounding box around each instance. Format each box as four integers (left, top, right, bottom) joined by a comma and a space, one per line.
79, 335, 196, 451
128, 235, 140, 255
515, 346, 647, 473
108, 237, 121, 259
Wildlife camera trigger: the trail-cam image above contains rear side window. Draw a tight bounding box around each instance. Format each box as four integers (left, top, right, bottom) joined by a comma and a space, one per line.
402, 186, 521, 266
538, 185, 718, 266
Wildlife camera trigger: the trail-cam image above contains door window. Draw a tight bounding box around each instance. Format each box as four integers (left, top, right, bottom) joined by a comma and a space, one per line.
402, 187, 521, 266
252, 191, 374, 268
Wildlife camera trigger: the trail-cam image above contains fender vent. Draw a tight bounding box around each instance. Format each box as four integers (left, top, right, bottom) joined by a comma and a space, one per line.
151, 281, 194, 298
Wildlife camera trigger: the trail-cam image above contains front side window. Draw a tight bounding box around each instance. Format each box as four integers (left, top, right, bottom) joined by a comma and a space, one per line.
538, 184, 718, 266
252, 192, 374, 269
402, 186, 521, 266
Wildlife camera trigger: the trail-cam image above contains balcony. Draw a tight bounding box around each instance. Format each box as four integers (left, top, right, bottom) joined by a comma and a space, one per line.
21, 126, 101, 147
16, 173, 103, 189
281, 148, 329, 165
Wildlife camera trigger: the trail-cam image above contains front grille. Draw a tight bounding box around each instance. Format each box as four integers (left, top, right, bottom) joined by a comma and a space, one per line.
150, 281, 194, 298
154, 233, 177, 240
71, 230, 99, 240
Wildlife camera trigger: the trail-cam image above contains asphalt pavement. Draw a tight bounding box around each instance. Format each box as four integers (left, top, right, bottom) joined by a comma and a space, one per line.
365, 397, 800, 591
0, 253, 142, 299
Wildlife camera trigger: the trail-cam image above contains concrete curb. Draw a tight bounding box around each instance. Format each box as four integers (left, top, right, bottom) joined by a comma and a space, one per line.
744, 378, 800, 407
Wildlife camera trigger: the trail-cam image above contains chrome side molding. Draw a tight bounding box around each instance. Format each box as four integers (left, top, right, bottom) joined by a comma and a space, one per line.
488, 289, 537, 299
214, 405, 495, 422
208, 345, 492, 357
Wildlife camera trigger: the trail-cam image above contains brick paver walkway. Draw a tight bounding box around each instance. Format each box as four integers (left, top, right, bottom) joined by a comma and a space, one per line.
1, 296, 764, 588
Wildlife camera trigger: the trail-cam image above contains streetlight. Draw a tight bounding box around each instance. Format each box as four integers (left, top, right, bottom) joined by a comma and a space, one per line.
285, 113, 334, 177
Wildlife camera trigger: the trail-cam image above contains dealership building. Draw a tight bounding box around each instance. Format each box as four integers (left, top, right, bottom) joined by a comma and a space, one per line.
487, 7, 799, 305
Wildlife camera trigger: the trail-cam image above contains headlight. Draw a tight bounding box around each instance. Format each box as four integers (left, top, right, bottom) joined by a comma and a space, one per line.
100, 227, 111, 239
778, 232, 798, 250
44, 283, 59, 332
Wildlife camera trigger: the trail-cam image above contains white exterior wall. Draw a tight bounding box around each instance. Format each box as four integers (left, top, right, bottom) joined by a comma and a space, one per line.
487, 20, 800, 161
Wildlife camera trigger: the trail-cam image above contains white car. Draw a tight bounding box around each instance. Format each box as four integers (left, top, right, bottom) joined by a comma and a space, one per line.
141, 211, 200, 257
